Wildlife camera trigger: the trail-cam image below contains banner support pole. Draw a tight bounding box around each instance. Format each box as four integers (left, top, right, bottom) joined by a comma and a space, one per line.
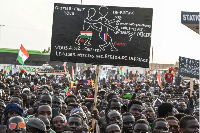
190, 78, 193, 97
92, 64, 100, 132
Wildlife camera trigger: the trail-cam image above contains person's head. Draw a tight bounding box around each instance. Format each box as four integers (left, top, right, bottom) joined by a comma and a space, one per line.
26, 118, 46, 133
193, 108, 199, 122
0, 100, 5, 115
0, 125, 7, 133
166, 94, 171, 99
152, 118, 169, 133
146, 92, 152, 98
107, 93, 118, 102
99, 100, 108, 111
99, 89, 106, 99
39, 93, 52, 106
70, 107, 87, 122
53, 88, 60, 96
4, 87, 10, 96
13, 87, 21, 97
7, 116, 26, 133
29, 94, 36, 106
4, 103, 23, 125
36, 88, 43, 97
36, 105, 52, 122
184, 108, 193, 115
174, 113, 186, 121
10, 97, 22, 107
52, 96, 62, 110
177, 102, 187, 113
158, 103, 174, 118
166, 116, 180, 133
169, 68, 172, 73
144, 107, 156, 123
67, 114, 83, 133
26, 108, 34, 116
128, 100, 143, 121
180, 115, 199, 133
141, 96, 150, 105
64, 95, 77, 105
173, 100, 178, 108
108, 98, 121, 112
106, 110, 122, 129
9, 85, 15, 96
122, 112, 135, 133
22, 88, 30, 95
37, 115, 50, 133
52, 116, 65, 133
66, 103, 79, 119
105, 123, 121, 133
133, 119, 149, 133
85, 102, 93, 112
20, 93, 29, 105
160, 94, 166, 101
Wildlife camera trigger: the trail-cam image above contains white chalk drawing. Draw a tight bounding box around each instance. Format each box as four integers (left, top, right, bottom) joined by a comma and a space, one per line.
75, 6, 121, 51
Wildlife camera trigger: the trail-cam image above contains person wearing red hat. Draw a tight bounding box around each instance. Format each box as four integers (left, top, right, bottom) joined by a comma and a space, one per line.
165, 68, 174, 84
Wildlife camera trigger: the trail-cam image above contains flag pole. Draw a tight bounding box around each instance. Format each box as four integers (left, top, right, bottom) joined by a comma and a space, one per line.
92, 64, 100, 132
190, 78, 193, 97
151, 46, 153, 74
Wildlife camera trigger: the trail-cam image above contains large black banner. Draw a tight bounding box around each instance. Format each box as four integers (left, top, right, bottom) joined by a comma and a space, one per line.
179, 56, 199, 79
51, 3, 153, 68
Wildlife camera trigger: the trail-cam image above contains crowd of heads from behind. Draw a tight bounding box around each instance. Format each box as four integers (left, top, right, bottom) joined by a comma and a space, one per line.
0, 67, 199, 133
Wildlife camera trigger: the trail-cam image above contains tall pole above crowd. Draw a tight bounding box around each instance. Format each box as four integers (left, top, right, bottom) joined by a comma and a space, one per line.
0, 24, 5, 47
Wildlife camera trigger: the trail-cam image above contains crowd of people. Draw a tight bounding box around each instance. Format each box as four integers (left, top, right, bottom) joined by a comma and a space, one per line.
0, 67, 199, 133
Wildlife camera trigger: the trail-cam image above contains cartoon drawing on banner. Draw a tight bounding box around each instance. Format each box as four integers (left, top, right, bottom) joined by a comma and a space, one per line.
75, 6, 121, 51
75, 8, 99, 46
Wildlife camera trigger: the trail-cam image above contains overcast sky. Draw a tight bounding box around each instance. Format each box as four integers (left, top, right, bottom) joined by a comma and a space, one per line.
0, 0, 199, 64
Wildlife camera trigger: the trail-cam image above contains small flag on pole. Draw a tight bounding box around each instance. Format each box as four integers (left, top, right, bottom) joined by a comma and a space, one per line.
119, 66, 123, 75
157, 72, 162, 89
72, 66, 76, 81
64, 64, 67, 74
123, 93, 132, 98
91, 80, 94, 86
70, 81, 75, 90
64, 87, 69, 92
17, 44, 29, 65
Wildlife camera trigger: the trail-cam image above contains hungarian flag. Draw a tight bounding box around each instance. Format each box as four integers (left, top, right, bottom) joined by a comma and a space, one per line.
17, 44, 29, 65
80, 31, 92, 38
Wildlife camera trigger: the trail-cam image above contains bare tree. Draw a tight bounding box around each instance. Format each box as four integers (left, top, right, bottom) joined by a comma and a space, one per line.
42, 47, 50, 53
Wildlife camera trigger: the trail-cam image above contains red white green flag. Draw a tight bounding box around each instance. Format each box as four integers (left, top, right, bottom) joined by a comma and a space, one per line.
80, 31, 92, 38
119, 66, 123, 75
17, 44, 29, 65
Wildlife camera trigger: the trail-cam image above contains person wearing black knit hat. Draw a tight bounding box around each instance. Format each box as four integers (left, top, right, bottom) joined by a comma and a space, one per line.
3, 103, 23, 125
26, 117, 46, 133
